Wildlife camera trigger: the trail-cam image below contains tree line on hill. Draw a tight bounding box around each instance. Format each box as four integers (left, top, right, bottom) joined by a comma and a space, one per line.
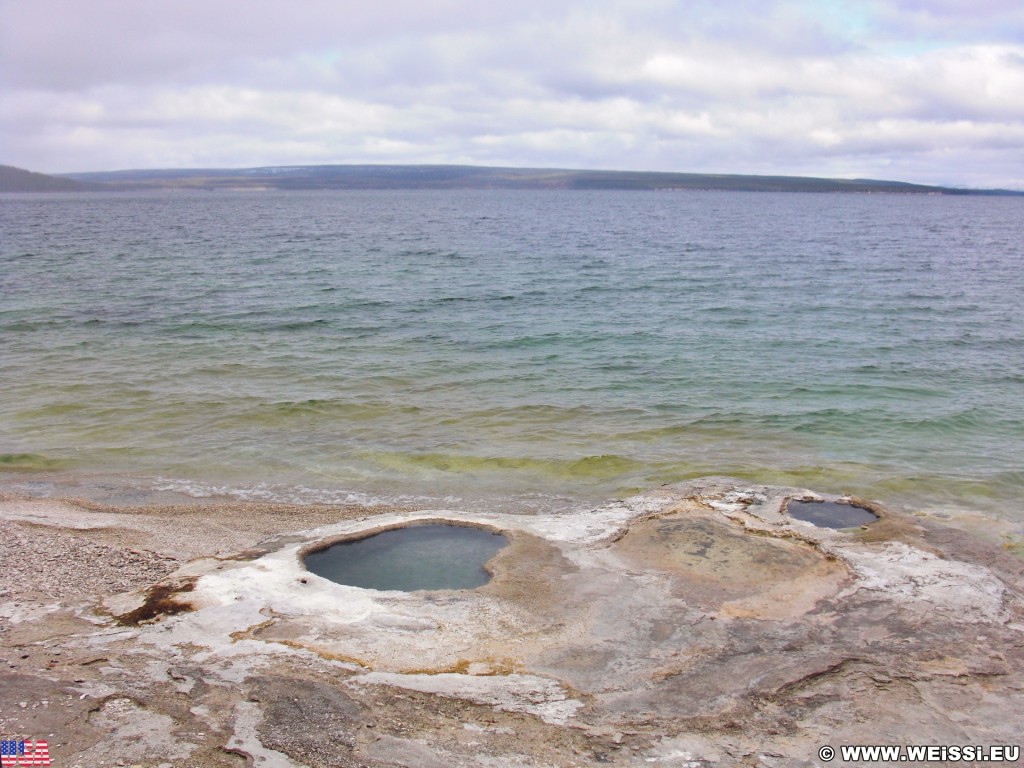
2, 163, 1020, 195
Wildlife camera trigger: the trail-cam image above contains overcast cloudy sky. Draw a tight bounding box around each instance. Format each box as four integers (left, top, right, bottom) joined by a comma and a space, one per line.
2, 0, 1023, 188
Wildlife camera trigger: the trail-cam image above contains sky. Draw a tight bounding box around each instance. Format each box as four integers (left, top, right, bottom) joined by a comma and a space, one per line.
2, 0, 1023, 188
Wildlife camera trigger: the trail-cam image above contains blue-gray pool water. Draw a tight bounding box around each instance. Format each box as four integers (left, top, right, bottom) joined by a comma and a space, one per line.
786, 500, 878, 529
304, 524, 508, 591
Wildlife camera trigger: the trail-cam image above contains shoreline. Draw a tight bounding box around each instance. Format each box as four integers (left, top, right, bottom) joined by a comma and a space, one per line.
2, 479, 1023, 767
0, 491, 417, 567
5, 468, 1022, 557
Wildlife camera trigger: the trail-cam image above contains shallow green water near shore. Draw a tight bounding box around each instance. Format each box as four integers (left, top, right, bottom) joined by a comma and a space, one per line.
2, 190, 1022, 520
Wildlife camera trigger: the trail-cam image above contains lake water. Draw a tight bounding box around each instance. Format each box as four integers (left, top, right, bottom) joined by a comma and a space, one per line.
2, 190, 1022, 523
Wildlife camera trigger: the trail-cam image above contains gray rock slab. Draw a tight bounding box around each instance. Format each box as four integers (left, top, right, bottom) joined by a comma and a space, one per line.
2, 478, 1022, 767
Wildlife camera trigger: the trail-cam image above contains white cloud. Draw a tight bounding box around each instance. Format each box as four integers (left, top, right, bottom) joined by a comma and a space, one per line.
1, 0, 1022, 187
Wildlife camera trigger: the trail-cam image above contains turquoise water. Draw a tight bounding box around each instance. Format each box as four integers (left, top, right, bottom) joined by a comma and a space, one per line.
304, 524, 508, 591
1, 190, 1022, 520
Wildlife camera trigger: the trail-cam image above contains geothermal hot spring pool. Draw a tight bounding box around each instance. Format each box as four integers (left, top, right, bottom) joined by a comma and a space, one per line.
303, 523, 508, 591
786, 500, 878, 529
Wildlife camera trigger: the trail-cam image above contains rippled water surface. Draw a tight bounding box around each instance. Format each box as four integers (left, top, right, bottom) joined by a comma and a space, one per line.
2, 190, 1022, 519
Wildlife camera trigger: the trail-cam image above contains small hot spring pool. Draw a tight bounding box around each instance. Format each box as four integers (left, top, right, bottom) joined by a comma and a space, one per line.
303, 524, 508, 592
786, 500, 878, 529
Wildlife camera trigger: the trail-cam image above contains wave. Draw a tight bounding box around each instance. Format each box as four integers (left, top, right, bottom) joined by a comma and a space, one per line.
360, 450, 648, 481
147, 477, 426, 507
0, 452, 69, 470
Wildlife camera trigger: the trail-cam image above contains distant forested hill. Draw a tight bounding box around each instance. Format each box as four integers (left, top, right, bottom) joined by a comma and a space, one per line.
2, 162, 1016, 194
60, 164, 1021, 194
0, 164, 97, 192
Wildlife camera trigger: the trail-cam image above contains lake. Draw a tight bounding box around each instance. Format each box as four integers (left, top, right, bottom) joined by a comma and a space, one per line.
2, 189, 1022, 523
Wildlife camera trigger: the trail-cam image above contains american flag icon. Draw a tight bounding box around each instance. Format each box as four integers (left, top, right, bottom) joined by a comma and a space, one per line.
0, 740, 50, 767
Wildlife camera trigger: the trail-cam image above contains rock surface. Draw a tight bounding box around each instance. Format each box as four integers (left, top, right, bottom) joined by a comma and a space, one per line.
1, 478, 1022, 767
